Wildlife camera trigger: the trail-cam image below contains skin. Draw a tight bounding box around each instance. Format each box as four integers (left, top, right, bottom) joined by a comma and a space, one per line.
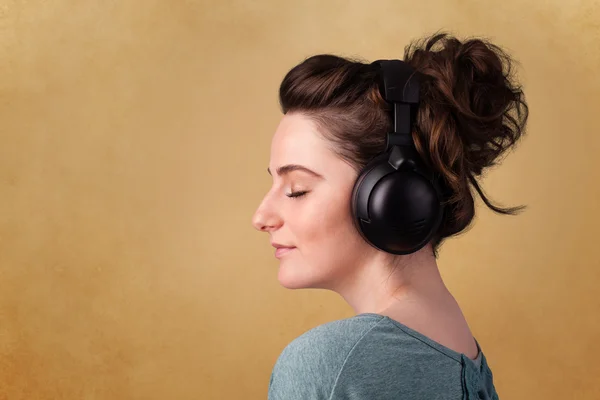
252, 112, 479, 359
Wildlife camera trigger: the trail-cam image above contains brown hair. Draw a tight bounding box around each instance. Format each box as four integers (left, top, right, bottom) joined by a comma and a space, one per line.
278, 32, 529, 257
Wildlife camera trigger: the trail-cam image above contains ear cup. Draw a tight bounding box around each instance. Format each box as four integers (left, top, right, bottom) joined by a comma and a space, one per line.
351, 147, 444, 255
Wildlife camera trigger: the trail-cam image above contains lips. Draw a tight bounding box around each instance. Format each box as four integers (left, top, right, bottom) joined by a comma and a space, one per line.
275, 247, 295, 258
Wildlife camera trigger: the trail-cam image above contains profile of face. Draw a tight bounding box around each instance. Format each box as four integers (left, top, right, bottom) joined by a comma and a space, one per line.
252, 112, 377, 291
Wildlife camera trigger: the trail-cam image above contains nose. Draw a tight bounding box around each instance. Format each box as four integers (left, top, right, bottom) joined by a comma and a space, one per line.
252, 196, 283, 232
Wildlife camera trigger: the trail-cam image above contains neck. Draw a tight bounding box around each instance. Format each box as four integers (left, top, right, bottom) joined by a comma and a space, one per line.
335, 245, 451, 315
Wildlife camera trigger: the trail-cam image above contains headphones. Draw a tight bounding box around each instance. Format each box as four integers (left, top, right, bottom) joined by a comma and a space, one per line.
350, 59, 445, 255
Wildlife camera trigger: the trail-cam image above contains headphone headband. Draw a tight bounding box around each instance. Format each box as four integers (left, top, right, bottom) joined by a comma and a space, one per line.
371, 60, 421, 150
371, 59, 420, 104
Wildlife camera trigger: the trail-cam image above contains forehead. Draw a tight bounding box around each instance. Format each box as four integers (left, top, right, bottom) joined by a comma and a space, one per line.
269, 112, 336, 170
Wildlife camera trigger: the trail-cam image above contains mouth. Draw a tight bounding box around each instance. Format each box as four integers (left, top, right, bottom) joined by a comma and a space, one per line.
274, 246, 296, 259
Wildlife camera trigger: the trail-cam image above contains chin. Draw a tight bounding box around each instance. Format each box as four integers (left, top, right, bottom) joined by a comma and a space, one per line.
277, 266, 309, 289
277, 261, 330, 290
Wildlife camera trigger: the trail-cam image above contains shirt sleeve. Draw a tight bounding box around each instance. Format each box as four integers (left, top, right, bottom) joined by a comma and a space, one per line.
267, 320, 382, 400
267, 336, 340, 400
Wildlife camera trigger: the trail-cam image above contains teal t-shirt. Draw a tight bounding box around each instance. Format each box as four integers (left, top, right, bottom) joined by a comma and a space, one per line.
268, 313, 499, 399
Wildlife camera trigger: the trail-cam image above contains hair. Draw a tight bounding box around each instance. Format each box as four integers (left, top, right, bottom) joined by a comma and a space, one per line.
278, 32, 529, 258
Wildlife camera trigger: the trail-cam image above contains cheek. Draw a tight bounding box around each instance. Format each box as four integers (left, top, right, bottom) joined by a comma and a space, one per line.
293, 194, 367, 266
294, 194, 349, 241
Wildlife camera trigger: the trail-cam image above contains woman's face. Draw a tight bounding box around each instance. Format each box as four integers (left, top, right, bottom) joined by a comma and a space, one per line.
252, 112, 375, 290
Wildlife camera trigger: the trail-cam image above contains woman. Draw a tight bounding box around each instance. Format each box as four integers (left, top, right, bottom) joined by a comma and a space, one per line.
252, 32, 528, 399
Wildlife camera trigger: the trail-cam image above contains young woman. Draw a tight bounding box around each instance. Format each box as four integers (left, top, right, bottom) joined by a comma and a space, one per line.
252, 32, 528, 399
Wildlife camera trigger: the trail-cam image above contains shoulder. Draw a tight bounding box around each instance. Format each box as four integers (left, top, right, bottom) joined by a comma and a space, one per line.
268, 314, 465, 400
268, 316, 384, 400
284, 315, 383, 353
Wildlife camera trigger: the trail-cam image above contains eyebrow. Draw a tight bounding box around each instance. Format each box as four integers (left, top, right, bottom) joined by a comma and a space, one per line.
267, 164, 324, 179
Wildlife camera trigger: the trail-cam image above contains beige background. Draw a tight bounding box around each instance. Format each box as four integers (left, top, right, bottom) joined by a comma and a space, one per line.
1, 0, 599, 399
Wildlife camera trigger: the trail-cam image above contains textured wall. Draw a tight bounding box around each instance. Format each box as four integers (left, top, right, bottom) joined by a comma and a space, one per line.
0, 0, 598, 398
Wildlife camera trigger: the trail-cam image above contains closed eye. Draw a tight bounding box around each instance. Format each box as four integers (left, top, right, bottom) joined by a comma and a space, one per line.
286, 191, 308, 198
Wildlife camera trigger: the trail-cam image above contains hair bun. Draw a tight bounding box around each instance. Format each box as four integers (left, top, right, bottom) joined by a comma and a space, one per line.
404, 32, 529, 240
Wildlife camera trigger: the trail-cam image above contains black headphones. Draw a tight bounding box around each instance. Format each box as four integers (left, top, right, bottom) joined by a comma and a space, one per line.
350, 59, 445, 255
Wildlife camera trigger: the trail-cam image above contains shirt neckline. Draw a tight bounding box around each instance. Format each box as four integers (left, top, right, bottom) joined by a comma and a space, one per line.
354, 312, 483, 365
